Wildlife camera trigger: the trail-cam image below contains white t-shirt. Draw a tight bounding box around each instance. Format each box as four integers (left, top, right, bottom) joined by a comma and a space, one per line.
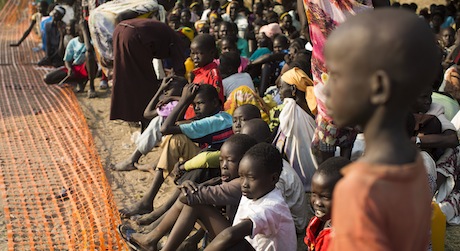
223, 73, 255, 97
233, 188, 297, 251
277, 160, 308, 232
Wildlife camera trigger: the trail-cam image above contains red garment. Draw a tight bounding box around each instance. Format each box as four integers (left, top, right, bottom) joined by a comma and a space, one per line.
185, 62, 224, 119
61, 62, 88, 78
305, 217, 331, 251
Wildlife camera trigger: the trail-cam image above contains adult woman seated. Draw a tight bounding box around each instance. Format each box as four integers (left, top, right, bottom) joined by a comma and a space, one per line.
273, 67, 317, 192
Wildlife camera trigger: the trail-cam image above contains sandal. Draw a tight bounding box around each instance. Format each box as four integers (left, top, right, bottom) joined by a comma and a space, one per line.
117, 224, 142, 251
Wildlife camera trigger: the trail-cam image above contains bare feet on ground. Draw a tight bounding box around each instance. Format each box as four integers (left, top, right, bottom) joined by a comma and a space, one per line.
110, 159, 137, 171
130, 233, 158, 251
134, 162, 157, 172
133, 210, 162, 225
119, 202, 153, 219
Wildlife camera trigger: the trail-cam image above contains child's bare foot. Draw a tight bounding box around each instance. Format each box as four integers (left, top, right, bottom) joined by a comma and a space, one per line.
133, 210, 161, 225
110, 159, 137, 171
118, 224, 157, 251
119, 201, 153, 219
130, 233, 158, 251
87, 89, 97, 98
134, 162, 157, 172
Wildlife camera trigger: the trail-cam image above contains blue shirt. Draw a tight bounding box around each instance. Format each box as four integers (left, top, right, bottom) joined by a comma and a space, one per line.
63, 37, 87, 65
180, 111, 233, 148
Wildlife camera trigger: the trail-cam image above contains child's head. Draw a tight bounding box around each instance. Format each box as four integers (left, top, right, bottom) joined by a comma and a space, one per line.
239, 143, 282, 200
66, 19, 77, 36
52, 5, 66, 22
218, 21, 236, 39
219, 36, 238, 54
168, 14, 180, 30
440, 26, 455, 48
38, 0, 49, 15
163, 76, 188, 97
280, 12, 292, 30
273, 34, 289, 53
232, 104, 262, 134
220, 134, 258, 182
193, 84, 222, 119
180, 9, 192, 25
190, 34, 217, 68
311, 157, 350, 222
324, 9, 439, 129
411, 86, 433, 114
219, 51, 241, 78
240, 118, 271, 143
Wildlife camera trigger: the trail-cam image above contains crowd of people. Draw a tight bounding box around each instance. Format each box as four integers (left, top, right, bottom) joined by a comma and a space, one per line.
12, 0, 460, 250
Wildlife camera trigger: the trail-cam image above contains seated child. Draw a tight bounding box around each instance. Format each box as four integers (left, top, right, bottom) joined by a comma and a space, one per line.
219, 51, 255, 98
43, 22, 88, 92
206, 143, 296, 250
120, 104, 262, 225
187, 33, 225, 119
410, 86, 459, 161
247, 33, 289, 94
119, 134, 258, 251
279, 12, 299, 39
112, 76, 187, 172
304, 157, 351, 251
215, 36, 249, 73
325, 9, 437, 250
117, 84, 233, 218
241, 119, 308, 233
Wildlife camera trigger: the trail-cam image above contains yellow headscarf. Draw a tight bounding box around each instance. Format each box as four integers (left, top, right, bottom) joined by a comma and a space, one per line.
280, 67, 317, 115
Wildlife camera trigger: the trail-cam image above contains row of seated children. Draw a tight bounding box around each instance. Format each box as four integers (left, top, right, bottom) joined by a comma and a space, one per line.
111, 8, 459, 251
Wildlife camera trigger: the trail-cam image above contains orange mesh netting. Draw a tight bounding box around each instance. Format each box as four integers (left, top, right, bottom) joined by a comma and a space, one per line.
0, 1, 126, 250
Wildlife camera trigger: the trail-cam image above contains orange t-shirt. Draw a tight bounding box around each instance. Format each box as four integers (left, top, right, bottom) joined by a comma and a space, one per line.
329, 156, 431, 251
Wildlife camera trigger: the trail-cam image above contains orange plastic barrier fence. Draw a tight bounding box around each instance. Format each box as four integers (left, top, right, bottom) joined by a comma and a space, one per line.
0, 1, 126, 250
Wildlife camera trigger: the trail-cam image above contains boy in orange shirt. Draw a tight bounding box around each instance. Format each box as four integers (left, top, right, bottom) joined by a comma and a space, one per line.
324, 9, 438, 251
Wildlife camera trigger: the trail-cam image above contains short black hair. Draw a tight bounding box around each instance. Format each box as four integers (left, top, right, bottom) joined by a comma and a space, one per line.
244, 143, 282, 174
220, 36, 238, 48
196, 84, 220, 103
192, 34, 216, 50
223, 134, 258, 157
240, 118, 271, 143
234, 104, 261, 119
219, 51, 241, 73
316, 157, 350, 190
273, 34, 289, 45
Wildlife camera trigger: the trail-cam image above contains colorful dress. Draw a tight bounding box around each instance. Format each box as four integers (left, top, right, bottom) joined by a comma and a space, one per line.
304, 0, 372, 149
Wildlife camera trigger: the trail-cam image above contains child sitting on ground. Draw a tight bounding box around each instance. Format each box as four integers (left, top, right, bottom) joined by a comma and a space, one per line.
119, 134, 258, 251
206, 142, 296, 250
43, 22, 88, 92
219, 51, 255, 98
117, 84, 233, 218
111, 76, 187, 172
135, 104, 263, 224
187, 33, 225, 119
324, 9, 437, 250
304, 157, 350, 251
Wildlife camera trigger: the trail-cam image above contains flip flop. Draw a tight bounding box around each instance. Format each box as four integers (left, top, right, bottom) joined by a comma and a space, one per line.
117, 224, 143, 251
